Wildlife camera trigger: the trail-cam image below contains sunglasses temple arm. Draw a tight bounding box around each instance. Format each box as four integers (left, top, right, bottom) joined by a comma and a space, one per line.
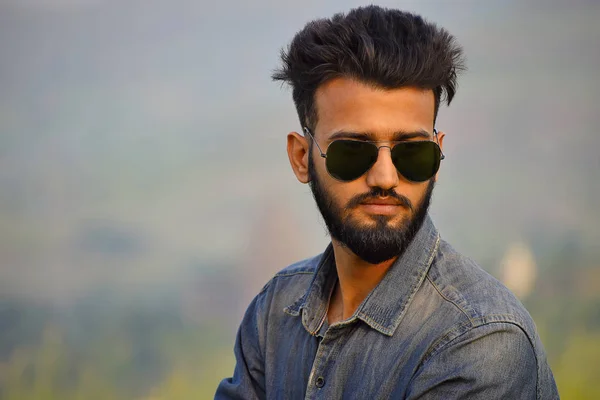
434, 128, 446, 160
303, 127, 327, 158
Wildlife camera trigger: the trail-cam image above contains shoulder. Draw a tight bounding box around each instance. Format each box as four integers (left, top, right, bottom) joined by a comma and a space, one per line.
427, 239, 533, 328
238, 251, 324, 340
272, 253, 322, 278
407, 321, 543, 399
257, 252, 322, 292
422, 239, 542, 369
415, 240, 558, 398
253, 251, 325, 310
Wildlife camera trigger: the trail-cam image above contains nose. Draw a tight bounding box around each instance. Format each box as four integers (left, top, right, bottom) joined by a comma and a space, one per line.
365, 146, 400, 190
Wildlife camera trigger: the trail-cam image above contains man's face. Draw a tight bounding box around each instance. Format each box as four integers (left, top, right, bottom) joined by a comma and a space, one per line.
302, 78, 444, 264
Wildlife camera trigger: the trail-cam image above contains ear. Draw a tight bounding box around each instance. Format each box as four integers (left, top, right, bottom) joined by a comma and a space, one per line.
434, 130, 446, 182
287, 131, 310, 184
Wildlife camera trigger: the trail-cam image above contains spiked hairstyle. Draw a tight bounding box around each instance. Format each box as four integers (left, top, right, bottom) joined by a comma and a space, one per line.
272, 5, 465, 130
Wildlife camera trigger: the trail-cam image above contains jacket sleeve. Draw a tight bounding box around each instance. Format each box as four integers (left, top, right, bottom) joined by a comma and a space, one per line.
406, 322, 558, 400
214, 294, 266, 400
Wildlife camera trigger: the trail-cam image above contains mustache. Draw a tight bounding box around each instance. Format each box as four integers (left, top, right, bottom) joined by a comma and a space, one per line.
346, 187, 413, 211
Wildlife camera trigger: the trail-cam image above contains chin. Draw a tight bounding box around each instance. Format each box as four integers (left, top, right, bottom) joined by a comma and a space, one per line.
350, 211, 410, 228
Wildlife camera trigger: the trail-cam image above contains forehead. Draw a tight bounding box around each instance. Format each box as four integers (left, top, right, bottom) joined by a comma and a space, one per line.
313, 77, 435, 140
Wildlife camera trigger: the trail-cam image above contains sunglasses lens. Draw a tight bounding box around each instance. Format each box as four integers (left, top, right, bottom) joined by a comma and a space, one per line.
326, 140, 378, 181
391, 141, 441, 182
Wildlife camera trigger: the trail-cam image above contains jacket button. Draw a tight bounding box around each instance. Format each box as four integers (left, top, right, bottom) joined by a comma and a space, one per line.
315, 376, 325, 388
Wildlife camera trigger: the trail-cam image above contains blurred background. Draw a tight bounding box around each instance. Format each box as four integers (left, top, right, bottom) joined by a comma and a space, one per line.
0, 0, 599, 398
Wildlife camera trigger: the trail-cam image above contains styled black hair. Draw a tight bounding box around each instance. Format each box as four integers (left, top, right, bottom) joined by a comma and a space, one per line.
272, 5, 465, 130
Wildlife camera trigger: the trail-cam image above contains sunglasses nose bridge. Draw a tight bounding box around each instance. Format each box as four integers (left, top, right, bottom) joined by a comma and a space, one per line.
373, 144, 394, 164
373, 144, 395, 164
365, 144, 400, 188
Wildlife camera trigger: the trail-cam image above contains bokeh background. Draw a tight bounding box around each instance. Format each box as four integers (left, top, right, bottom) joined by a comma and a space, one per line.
1, 0, 599, 398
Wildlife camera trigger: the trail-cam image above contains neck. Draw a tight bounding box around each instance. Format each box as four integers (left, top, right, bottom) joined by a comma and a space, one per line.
328, 239, 397, 323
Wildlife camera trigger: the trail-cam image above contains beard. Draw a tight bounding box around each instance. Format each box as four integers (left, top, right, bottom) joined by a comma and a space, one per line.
308, 152, 435, 265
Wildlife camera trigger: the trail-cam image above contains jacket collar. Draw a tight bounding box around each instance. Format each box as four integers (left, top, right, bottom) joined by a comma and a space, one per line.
284, 215, 440, 337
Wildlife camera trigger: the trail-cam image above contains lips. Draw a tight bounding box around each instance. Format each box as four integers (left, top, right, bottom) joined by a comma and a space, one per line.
359, 198, 403, 215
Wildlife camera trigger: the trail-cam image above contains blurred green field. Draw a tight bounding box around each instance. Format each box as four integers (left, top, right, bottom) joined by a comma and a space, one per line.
1, 262, 599, 399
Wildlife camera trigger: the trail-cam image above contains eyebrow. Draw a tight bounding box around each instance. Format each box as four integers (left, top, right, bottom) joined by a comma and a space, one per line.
328, 129, 431, 142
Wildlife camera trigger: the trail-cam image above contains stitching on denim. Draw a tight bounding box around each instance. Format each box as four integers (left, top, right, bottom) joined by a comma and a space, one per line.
421, 319, 474, 365
253, 297, 264, 366
425, 274, 475, 326
273, 251, 326, 280
247, 288, 271, 368
412, 320, 541, 399
426, 251, 482, 321
385, 233, 441, 335
302, 250, 334, 333
275, 271, 315, 277
358, 233, 440, 336
424, 318, 532, 365
357, 312, 391, 335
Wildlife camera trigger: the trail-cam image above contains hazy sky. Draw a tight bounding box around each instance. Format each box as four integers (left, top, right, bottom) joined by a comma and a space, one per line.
1, 1, 599, 302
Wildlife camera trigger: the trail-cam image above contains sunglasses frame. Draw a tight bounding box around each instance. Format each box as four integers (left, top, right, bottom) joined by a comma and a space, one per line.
303, 126, 445, 182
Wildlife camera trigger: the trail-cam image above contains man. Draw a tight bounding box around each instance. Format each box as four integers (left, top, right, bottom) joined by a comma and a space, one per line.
216, 6, 559, 399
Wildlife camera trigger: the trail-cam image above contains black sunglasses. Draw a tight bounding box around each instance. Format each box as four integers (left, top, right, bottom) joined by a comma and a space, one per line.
303, 127, 445, 182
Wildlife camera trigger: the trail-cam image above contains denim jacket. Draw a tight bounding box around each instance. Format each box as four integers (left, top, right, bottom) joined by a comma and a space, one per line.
215, 216, 559, 399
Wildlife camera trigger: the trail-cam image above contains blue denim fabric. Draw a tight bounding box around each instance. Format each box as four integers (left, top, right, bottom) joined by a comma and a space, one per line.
215, 216, 559, 399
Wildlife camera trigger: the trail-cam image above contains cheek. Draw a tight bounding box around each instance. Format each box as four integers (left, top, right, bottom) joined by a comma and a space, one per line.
327, 179, 365, 211
407, 180, 434, 211
406, 184, 427, 203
